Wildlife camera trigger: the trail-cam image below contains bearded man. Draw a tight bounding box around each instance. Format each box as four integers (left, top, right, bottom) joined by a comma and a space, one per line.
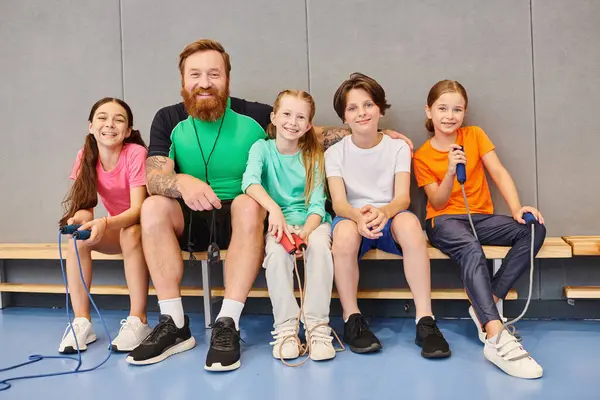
127, 39, 413, 371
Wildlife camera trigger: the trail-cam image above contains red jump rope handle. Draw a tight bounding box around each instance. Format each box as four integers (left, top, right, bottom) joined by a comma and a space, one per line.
279, 234, 297, 254
292, 233, 307, 251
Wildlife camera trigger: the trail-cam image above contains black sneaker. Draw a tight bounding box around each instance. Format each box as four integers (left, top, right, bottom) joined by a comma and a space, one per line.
126, 314, 196, 365
205, 317, 242, 372
415, 316, 451, 359
344, 313, 382, 354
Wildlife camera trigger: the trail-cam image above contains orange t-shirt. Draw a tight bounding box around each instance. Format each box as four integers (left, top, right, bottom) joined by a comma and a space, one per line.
413, 126, 495, 221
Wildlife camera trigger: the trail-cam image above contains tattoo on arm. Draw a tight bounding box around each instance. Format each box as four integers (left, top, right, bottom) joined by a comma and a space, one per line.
145, 156, 181, 198
320, 127, 351, 150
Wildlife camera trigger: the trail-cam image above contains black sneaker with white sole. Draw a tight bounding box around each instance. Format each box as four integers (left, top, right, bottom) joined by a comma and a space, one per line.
344, 313, 382, 354
205, 317, 242, 372
415, 316, 451, 358
126, 314, 196, 365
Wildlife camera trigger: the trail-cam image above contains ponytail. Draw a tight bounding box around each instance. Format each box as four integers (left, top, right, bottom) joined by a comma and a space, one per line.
59, 134, 100, 226
425, 118, 434, 133
125, 129, 147, 148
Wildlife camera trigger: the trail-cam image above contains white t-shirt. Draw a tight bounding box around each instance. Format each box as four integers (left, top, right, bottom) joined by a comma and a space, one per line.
325, 135, 411, 208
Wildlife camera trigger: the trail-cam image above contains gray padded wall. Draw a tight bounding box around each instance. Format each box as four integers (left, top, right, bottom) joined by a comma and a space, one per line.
532, 0, 600, 235
120, 0, 309, 144
307, 0, 537, 219
0, 0, 123, 242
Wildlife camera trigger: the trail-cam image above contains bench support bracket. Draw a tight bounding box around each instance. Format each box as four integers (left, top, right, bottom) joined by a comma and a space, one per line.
202, 260, 213, 329
0, 260, 6, 309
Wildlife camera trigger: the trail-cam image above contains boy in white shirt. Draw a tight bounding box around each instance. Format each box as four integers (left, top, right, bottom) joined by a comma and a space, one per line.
325, 73, 451, 359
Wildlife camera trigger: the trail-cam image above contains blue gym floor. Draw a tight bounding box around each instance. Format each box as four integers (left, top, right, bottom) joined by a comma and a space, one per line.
0, 308, 598, 399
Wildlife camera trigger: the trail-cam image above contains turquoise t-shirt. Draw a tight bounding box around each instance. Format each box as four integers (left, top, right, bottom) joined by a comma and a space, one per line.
242, 139, 331, 226
168, 98, 267, 200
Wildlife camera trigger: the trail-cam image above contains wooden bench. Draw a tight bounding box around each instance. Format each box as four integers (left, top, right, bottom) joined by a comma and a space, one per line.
562, 236, 600, 300
0, 238, 572, 327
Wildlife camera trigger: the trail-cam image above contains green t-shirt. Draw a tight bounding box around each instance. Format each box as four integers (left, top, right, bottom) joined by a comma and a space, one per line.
169, 99, 267, 200
241, 139, 331, 226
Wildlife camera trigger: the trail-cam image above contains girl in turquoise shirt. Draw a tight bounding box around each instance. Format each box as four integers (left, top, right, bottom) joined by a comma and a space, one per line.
242, 90, 335, 362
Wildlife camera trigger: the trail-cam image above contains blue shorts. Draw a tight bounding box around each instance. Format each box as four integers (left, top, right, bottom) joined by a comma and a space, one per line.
331, 210, 412, 259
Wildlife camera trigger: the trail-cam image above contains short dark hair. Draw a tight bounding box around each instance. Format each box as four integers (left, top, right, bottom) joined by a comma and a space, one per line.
333, 72, 391, 121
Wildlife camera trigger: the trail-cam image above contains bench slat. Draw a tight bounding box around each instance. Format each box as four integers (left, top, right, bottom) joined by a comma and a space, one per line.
0, 283, 517, 300
562, 236, 600, 256
564, 286, 600, 299
0, 237, 572, 261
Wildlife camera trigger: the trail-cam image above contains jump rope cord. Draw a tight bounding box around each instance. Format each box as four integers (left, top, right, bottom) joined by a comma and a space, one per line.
0, 231, 113, 391
460, 179, 536, 347
278, 246, 346, 367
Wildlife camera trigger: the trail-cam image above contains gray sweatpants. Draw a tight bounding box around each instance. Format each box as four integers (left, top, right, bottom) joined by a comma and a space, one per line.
263, 223, 334, 329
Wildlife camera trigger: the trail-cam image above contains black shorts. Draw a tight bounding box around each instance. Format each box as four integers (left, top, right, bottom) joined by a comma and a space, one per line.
177, 198, 233, 252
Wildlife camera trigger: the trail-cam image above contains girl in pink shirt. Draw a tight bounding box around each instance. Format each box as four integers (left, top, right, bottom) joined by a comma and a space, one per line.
58, 98, 152, 354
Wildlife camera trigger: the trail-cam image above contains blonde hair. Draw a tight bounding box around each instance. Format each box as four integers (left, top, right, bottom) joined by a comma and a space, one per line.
267, 90, 324, 204
425, 80, 468, 133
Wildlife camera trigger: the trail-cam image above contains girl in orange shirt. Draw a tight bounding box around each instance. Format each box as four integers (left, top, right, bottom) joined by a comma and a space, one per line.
413, 80, 546, 380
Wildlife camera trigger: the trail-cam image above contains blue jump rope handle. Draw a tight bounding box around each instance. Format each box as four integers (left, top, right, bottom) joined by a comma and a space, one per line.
455, 146, 467, 184
60, 224, 92, 240
522, 212, 537, 224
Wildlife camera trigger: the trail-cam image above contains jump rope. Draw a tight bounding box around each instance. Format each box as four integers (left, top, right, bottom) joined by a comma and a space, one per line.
455, 146, 538, 347
0, 225, 113, 391
275, 233, 345, 367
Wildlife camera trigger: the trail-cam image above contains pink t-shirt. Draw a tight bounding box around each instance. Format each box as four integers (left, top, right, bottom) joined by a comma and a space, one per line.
69, 143, 147, 216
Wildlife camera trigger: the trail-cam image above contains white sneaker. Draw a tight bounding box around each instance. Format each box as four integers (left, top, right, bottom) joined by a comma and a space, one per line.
111, 316, 153, 352
270, 325, 300, 360
484, 329, 543, 379
469, 305, 507, 344
58, 317, 97, 354
307, 325, 336, 361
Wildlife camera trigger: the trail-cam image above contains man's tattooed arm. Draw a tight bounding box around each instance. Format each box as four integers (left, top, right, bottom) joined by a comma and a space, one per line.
315, 126, 351, 151
145, 156, 181, 197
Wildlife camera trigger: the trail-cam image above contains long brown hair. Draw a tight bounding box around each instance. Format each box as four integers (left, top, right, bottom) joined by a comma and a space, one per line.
266, 90, 324, 205
59, 98, 146, 226
425, 80, 468, 133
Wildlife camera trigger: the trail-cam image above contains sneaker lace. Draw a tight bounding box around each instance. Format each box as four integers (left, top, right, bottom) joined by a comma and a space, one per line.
270, 326, 299, 346
118, 319, 131, 334
276, 247, 345, 368
145, 320, 176, 343
419, 319, 443, 338
62, 323, 80, 339
348, 314, 371, 338
211, 323, 242, 349
307, 326, 334, 345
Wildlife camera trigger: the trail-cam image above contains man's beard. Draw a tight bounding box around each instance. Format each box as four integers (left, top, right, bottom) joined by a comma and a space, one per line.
182, 84, 229, 122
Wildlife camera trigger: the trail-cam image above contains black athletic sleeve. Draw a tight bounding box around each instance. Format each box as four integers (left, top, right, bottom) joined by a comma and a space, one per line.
148, 107, 172, 158
230, 97, 273, 131
248, 101, 274, 131
147, 103, 187, 158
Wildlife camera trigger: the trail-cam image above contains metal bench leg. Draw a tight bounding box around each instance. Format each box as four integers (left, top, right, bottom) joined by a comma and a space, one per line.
493, 259, 503, 316
202, 260, 213, 328
0, 260, 6, 309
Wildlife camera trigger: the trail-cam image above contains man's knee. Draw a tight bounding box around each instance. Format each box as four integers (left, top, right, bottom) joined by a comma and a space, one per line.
231, 194, 266, 231
141, 196, 177, 230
